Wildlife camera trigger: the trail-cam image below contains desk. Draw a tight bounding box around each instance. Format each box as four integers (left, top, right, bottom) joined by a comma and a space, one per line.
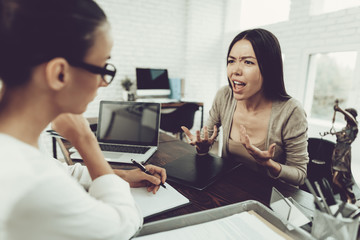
56, 133, 360, 239
61, 133, 360, 238
72, 133, 315, 224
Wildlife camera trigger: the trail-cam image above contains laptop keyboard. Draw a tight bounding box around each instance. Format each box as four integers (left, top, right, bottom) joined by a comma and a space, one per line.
99, 143, 150, 154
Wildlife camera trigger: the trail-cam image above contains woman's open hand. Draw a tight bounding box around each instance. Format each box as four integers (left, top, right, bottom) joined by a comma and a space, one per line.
239, 125, 276, 166
181, 125, 218, 154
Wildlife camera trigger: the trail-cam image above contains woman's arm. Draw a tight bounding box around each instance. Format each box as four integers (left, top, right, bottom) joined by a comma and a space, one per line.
52, 114, 114, 180
242, 100, 309, 186
13, 168, 143, 240
277, 104, 309, 185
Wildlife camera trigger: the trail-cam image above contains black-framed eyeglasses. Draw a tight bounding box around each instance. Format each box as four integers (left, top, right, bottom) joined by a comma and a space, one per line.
69, 61, 116, 85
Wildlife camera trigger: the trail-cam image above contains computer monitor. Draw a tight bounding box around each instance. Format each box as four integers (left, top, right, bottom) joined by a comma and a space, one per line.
136, 68, 171, 97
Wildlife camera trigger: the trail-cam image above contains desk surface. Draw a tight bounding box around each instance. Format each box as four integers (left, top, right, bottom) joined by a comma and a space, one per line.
104, 134, 316, 224
62, 133, 360, 239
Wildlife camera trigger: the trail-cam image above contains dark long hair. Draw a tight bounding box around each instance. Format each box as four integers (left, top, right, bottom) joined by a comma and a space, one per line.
227, 28, 290, 101
0, 0, 107, 87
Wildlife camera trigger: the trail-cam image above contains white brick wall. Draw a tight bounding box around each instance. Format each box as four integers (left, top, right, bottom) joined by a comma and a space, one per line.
88, 0, 227, 125
87, 0, 188, 117
182, 0, 227, 128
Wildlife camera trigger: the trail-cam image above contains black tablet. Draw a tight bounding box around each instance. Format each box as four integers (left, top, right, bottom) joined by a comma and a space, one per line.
164, 152, 243, 190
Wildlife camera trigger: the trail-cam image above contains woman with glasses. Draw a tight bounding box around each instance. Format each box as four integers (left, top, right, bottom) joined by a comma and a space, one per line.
182, 29, 308, 186
0, 0, 166, 239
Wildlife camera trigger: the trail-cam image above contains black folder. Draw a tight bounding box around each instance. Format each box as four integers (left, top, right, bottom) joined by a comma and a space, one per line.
164, 152, 243, 190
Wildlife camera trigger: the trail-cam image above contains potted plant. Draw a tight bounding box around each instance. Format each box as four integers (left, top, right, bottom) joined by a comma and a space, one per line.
121, 76, 135, 101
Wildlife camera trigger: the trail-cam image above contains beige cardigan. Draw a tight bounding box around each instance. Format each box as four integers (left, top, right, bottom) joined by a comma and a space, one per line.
205, 86, 309, 186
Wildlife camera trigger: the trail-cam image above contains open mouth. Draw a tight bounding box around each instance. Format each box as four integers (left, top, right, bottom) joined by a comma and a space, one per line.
232, 80, 246, 92
233, 80, 246, 87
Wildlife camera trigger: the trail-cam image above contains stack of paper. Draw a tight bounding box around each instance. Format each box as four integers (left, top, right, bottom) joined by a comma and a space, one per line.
132, 211, 290, 240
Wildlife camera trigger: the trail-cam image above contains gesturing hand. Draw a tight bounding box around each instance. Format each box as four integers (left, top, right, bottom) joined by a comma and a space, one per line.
239, 125, 276, 166
181, 125, 218, 154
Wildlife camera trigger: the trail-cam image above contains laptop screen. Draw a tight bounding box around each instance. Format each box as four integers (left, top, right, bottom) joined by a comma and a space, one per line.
97, 101, 161, 146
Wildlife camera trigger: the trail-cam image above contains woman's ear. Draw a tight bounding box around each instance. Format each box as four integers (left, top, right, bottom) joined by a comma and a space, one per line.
45, 58, 69, 90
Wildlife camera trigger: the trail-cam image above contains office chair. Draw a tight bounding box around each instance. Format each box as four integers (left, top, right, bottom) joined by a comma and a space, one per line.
160, 103, 199, 140
307, 138, 335, 183
302, 137, 360, 202
55, 137, 74, 165
300, 138, 336, 195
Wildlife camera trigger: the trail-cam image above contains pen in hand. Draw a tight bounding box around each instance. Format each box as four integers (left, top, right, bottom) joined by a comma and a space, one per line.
131, 159, 166, 189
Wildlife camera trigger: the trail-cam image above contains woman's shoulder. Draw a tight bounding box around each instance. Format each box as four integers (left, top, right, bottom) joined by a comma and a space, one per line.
271, 97, 307, 125
274, 97, 305, 114
213, 85, 233, 105
215, 85, 232, 99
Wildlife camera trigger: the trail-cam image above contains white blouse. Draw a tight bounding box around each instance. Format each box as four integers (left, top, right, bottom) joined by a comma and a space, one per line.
0, 134, 142, 240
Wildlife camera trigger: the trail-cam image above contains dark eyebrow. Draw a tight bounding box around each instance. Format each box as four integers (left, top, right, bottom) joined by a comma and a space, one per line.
227, 55, 256, 60
240, 56, 256, 60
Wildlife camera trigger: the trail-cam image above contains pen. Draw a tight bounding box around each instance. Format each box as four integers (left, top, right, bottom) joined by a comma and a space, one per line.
131, 159, 166, 189
304, 178, 326, 213
314, 181, 332, 215
321, 178, 336, 206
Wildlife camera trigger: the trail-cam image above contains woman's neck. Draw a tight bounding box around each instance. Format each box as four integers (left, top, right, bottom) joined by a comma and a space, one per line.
0, 87, 56, 147
238, 94, 272, 113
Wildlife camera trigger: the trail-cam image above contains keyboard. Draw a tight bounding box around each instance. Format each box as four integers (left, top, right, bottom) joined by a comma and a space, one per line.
99, 144, 150, 154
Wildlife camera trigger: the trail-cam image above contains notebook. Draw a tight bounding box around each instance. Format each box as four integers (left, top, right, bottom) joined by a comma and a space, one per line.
131, 183, 190, 219
164, 152, 243, 190
70, 101, 161, 164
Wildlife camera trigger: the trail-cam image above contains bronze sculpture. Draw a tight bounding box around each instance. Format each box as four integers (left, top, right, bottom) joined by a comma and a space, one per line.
321, 99, 358, 203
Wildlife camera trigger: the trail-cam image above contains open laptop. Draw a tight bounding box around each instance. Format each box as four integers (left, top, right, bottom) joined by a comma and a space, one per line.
70, 101, 161, 164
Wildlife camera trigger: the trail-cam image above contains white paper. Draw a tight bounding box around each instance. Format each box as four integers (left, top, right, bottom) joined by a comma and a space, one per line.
133, 211, 287, 240
130, 183, 189, 218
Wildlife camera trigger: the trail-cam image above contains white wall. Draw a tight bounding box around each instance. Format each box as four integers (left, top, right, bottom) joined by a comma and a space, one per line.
86, 0, 227, 125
